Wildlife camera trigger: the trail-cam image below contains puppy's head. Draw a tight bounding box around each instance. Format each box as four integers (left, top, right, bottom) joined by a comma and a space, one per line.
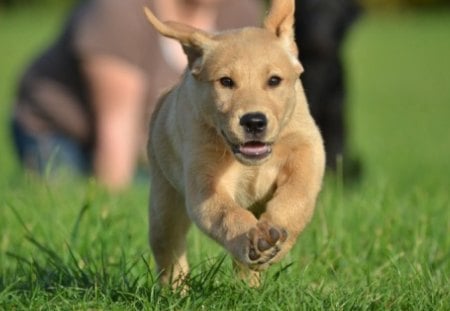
145, 0, 303, 165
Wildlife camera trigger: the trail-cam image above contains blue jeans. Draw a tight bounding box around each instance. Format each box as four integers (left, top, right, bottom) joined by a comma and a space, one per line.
12, 119, 91, 177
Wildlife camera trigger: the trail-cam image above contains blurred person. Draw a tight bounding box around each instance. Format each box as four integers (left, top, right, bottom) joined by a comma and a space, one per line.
11, 0, 262, 190
295, 0, 361, 176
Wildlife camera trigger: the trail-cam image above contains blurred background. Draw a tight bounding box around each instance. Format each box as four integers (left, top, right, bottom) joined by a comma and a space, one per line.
1, 0, 449, 9
0, 0, 449, 190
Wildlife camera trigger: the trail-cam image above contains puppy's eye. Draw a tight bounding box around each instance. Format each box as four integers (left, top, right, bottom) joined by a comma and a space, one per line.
219, 77, 235, 89
268, 75, 282, 87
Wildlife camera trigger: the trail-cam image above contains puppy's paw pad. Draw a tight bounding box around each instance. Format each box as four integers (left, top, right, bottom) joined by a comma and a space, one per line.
247, 223, 287, 269
257, 238, 271, 252
249, 247, 260, 261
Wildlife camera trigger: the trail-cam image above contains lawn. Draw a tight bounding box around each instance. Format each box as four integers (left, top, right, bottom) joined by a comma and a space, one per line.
1, 5, 449, 310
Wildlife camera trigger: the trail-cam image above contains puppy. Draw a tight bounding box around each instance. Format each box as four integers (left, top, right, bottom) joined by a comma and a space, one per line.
145, 0, 325, 287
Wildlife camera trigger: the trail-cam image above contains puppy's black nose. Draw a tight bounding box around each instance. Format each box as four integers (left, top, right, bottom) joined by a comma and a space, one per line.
240, 112, 267, 135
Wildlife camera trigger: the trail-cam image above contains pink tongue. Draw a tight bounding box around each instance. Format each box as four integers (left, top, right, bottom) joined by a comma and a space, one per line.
239, 142, 269, 156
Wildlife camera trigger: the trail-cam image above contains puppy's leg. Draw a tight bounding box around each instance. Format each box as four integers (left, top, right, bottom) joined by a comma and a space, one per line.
255, 142, 325, 268
186, 191, 285, 284
185, 186, 260, 271
149, 166, 191, 288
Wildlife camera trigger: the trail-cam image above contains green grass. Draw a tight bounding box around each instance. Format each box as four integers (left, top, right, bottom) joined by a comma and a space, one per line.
1, 5, 449, 310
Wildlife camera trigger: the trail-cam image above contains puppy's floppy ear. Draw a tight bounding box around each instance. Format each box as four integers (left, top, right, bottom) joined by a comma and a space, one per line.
264, 0, 302, 73
144, 7, 216, 75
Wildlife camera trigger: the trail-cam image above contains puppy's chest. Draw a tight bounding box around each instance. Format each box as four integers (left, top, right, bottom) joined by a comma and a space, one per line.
221, 164, 279, 209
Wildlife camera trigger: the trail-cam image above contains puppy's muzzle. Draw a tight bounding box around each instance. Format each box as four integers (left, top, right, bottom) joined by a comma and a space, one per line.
222, 112, 272, 165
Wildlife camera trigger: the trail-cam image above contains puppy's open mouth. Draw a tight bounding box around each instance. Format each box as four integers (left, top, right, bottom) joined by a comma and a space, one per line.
221, 130, 272, 162
232, 141, 272, 160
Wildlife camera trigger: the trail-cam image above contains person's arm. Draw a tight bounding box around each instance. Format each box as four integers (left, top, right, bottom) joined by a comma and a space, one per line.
83, 55, 147, 190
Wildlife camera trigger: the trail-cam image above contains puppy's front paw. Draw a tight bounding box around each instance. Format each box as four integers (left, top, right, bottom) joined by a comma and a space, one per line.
247, 221, 287, 271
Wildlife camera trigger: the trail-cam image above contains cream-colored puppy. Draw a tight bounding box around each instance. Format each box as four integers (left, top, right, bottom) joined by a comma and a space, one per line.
145, 0, 325, 287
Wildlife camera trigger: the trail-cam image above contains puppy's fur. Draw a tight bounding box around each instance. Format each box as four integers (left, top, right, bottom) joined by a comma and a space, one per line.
145, 0, 325, 287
